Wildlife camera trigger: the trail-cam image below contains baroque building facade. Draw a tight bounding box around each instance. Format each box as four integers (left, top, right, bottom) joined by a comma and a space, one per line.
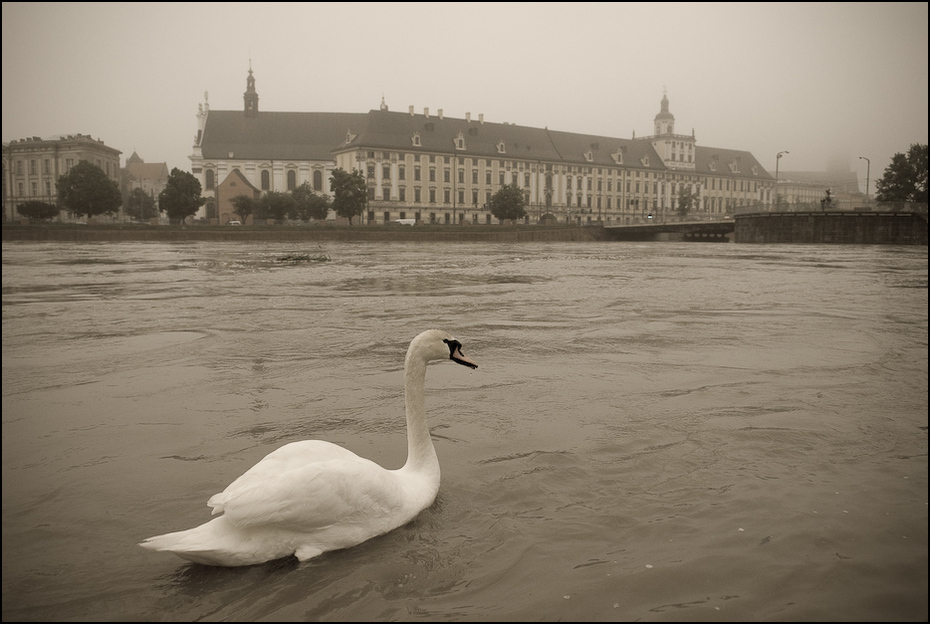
2, 134, 121, 221
190, 71, 775, 225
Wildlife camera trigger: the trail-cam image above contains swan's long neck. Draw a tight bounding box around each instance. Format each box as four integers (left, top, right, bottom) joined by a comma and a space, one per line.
402, 348, 439, 476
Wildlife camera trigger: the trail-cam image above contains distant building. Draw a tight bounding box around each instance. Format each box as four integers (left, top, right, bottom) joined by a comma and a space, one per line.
2, 134, 121, 221
778, 166, 865, 210
191, 70, 775, 225
123, 151, 169, 204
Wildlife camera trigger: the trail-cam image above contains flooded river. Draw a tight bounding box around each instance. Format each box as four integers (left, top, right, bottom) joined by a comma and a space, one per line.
2, 240, 927, 621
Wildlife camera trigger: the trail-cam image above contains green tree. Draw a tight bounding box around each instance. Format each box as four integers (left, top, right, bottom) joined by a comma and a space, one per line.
329, 168, 368, 224
291, 182, 331, 221
258, 190, 296, 223
230, 194, 257, 224
158, 168, 205, 224
57, 161, 122, 219
125, 187, 157, 221
875, 143, 928, 203
489, 182, 527, 223
16, 200, 60, 221
677, 187, 698, 218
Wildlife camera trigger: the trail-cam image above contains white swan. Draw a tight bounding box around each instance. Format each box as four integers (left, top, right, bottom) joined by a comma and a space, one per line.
140, 329, 477, 567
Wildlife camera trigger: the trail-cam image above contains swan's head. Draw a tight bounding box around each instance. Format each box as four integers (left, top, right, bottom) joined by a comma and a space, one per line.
410, 330, 478, 369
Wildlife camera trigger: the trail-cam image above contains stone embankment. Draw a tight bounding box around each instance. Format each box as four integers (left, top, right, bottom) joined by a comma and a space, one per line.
2, 224, 609, 243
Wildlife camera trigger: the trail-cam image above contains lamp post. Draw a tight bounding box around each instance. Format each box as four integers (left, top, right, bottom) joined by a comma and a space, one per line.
859, 156, 870, 205
775, 151, 789, 210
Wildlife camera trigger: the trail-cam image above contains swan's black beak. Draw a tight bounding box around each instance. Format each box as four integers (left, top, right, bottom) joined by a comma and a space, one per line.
444, 339, 478, 369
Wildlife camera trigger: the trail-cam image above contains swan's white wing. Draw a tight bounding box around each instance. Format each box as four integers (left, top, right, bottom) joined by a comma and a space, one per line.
207, 440, 404, 531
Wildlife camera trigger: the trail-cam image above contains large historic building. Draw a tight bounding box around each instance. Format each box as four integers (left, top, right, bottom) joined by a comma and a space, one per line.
191, 70, 776, 225
2, 134, 121, 221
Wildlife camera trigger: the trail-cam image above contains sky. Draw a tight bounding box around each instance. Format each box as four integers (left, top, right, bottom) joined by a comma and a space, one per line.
3, 2, 927, 195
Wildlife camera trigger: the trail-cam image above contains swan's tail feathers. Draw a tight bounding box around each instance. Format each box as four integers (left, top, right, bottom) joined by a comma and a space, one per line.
139, 519, 240, 566
139, 517, 292, 566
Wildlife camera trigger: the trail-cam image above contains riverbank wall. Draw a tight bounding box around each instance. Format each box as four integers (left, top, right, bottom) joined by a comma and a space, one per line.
734, 211, 927, 245
2, 224, 609, 243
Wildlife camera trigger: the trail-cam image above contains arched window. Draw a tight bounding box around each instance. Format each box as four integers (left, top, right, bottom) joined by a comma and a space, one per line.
287, 170, 296, 191
313, 170, 323, 191
205, 169, 215, 190
261, 170, 270, 190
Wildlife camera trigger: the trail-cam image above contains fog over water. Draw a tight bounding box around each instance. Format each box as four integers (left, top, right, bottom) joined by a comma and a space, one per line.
2, 2, 928, 187
2, 240, 927, 621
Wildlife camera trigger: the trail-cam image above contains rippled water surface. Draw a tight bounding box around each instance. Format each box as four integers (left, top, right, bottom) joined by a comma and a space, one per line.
2, 240, 927, 622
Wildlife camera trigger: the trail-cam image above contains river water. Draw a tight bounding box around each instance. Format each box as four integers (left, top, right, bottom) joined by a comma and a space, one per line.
2, 240, 927, 622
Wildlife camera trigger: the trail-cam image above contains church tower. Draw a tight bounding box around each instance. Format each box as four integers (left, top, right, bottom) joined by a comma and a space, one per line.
654, 90, 674, 135
244, 64, 258, 118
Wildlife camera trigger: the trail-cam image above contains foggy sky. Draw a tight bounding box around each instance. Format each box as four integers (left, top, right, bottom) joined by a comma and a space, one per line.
3, 2, 927, 195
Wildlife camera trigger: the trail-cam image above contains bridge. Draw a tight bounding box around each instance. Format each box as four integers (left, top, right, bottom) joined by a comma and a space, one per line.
603, 219, 734, 242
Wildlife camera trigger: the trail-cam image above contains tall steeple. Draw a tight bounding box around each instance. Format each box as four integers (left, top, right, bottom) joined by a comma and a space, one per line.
244, 62, 258, 118
654, 88, 674, 135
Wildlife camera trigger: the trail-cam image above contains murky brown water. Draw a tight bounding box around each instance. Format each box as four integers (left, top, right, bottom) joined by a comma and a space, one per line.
2, 240, 927, 621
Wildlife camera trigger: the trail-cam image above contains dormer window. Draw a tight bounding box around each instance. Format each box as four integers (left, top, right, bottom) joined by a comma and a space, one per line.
345, 131, 358, 145
640, 156, 650, 167
411, 132, 421, 147
496, 140, 506, 154
454, 131, 466, 151
584, 151, 593, 162
709, 162, 716, 172
751, 166, 758, 176
611, 150, 623, 165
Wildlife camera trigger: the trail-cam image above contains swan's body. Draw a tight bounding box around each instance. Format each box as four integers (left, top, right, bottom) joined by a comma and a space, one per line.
140, 330, 477, 566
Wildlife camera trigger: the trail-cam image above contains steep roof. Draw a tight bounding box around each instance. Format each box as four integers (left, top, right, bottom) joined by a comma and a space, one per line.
337, 109, 665, 170
694, 145, 773, 181
126, 161, 169, 181
200, 110, 367, 161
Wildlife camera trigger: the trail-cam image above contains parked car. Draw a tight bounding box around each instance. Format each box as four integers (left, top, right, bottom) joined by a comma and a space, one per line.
228, 220, 241, 226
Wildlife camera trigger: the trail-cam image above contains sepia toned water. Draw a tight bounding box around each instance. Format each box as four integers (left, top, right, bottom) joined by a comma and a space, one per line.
2, 239, 927, 622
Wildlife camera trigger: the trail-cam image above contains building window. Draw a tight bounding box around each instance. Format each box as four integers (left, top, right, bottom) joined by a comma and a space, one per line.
458, 169, 465, 184
472, 170, 478, 184
472, 189, 478, 205
383, 165, 390, 180
486, 171, 492, 185
30, 159, 37, 175
287, 170, 297, 190
399, 187, 406, 201
399, 165, 405, 181
261, 170, 270, 190
205, 169, 215, 190
367, 164, 375, 179
444, 189, 450, 204
368, 187, 375, 200
45, 180, 52, 196
313, 170, 323, 191
414, 188, 421, 203
414, 166, 421, 181
382, 188, 390, 201
458, 190, 464, 204
429, 189, 436, 204
429, 168, 436, 182
444, 169, 450, 183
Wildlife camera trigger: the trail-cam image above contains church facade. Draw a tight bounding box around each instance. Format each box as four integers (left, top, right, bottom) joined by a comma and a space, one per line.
190, 70, 774, 225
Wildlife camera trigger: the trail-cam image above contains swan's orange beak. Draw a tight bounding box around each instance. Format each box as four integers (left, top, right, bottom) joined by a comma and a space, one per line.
450, 345, 478, 369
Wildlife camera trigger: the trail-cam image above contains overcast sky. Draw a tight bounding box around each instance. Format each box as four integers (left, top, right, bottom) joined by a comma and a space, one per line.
3, 2, 927, 193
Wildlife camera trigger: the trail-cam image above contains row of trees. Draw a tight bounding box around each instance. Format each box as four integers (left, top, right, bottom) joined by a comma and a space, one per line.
18, 144, 924, 224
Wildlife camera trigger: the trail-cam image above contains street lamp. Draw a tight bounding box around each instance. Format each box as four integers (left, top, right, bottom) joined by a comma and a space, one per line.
859, 156, 870, 205
775, 151, 789, 210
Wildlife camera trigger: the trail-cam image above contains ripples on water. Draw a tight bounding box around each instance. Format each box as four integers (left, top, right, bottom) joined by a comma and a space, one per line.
2, 240, 927, 621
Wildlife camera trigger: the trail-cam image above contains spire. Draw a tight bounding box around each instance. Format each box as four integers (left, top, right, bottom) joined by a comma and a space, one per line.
380, 93, 388, 111
654, 87, 674, 135
244, 62, 258, 118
